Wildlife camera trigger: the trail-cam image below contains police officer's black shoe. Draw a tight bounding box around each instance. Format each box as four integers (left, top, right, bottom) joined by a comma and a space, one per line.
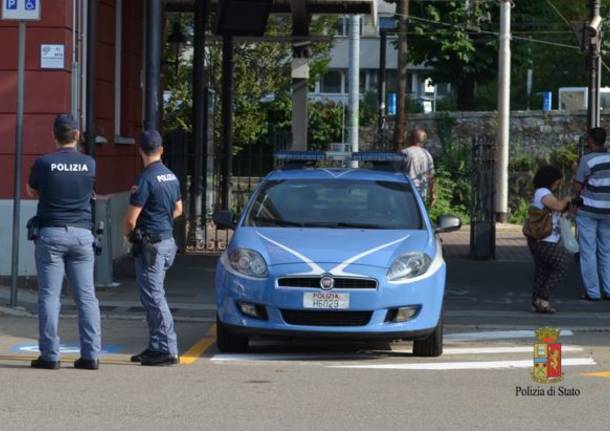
141, 351, 179, 366
130, 349, 156, 363
31, 357, 60, 370
74, 358, 99, 370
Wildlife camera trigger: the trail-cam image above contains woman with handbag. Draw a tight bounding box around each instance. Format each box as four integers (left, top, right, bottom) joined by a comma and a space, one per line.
524, 165, 572, 313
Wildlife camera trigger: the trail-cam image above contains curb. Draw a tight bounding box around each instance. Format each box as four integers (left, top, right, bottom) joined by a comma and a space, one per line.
0, 309, 214, 324
0, 305, 34, 318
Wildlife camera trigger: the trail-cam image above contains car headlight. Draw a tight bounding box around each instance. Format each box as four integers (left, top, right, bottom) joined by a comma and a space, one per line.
387, 253, 432, 281
229, 248, 268, 278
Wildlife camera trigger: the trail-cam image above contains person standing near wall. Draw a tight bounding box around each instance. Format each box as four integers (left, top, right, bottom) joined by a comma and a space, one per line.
401, 127, 437, 207
123, 130, 183, 366
575, 127, 610, 301
27, 114, 102, 370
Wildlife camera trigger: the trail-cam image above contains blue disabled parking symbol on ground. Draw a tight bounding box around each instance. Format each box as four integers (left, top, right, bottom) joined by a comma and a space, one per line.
11, 343, 123, 355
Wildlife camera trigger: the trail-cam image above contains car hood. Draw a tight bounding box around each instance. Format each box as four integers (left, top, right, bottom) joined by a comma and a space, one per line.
231, 227, 432, 273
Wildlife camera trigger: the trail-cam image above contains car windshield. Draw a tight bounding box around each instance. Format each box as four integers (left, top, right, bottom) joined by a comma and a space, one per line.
245, 179, 423, 230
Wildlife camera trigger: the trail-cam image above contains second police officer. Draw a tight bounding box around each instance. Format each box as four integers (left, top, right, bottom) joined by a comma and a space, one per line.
123, 130, 183, 366
27, 114, 102, 370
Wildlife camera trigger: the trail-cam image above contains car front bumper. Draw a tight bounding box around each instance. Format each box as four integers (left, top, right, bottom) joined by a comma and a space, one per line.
215, 261, 446, 341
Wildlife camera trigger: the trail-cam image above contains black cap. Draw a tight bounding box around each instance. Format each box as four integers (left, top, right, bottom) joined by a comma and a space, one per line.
53, 114, 78, 134
139, 129, 163, 152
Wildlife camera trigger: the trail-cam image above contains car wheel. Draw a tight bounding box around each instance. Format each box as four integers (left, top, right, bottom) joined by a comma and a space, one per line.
412, 319, 443, 357
216, 316, 249, 353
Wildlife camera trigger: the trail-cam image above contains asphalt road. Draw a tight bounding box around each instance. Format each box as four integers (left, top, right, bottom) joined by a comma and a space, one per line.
1, 313, 609, 431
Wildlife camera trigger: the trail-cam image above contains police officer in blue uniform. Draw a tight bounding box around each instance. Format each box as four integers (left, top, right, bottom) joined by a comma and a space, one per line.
27, 114, 102, 370
123, 130, 182, 366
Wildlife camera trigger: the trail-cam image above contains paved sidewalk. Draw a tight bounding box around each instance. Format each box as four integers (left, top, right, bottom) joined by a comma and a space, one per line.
441, 224, 531, 262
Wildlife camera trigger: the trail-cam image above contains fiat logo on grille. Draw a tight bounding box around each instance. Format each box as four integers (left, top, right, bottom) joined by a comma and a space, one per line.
320, 275, 335, 290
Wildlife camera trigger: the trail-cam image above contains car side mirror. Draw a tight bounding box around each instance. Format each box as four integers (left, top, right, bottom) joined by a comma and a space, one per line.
435, 215, 462, 234
213, 211, 237, 230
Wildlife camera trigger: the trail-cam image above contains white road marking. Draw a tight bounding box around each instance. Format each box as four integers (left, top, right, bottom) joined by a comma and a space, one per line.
211, 346, 585, 362
211, 354, 369, 362
392, 346, 584, 355
328, 357, 596, 371
446, 329, 574, 342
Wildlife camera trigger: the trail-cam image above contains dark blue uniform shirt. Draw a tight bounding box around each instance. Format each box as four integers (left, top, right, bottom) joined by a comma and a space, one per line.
130, 161, 181, 234
28, 147, 96, 228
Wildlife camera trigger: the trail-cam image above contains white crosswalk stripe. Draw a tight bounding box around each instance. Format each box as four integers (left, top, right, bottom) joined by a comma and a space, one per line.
328, 358, 596, 371
210, 329, 596, 372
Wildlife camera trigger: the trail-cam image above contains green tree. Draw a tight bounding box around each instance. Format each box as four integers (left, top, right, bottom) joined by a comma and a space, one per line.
407, 0, 498, 111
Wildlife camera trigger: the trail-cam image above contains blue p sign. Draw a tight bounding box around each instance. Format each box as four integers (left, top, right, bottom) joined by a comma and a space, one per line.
6, 0, 17, 10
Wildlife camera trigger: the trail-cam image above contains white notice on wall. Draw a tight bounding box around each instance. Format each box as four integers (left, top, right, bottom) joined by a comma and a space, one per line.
40, 44, 64, 69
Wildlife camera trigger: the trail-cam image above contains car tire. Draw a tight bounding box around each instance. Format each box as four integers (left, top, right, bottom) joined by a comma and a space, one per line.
216, 316, 249, 353
412, 319, 443, 357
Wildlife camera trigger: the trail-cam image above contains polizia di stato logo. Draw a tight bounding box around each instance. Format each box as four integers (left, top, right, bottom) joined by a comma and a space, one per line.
532, 327, 563, 384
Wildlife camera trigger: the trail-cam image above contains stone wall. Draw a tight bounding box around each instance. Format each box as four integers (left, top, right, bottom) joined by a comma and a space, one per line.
361, 110, 610, 157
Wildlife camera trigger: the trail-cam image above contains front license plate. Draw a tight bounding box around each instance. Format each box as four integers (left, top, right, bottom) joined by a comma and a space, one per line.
303, 292, 350, 310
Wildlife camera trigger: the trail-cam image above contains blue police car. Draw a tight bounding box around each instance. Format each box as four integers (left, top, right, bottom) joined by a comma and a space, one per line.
213, 152, 461, 356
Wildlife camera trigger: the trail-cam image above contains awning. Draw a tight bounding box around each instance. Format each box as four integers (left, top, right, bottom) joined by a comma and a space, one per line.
164, 0, 377, 16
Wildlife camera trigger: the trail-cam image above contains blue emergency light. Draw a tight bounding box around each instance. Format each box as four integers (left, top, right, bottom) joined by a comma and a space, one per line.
351, 152, 405, 162
274, 151, 405, 165
274, 151, 327, 161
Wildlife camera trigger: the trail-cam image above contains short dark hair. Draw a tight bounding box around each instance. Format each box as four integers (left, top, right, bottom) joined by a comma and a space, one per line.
53, 113, 79, 145
588, 127, 607, 147
54, 129, 79, 145
533, 165, 562, 190
139, 129, 163, 156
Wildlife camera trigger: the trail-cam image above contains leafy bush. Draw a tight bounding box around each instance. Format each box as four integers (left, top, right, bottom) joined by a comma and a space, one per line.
428, 114, 471, 224
508, 198, 529, 225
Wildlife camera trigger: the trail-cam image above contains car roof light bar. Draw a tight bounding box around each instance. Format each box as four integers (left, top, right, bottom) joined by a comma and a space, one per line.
352, 152, 405, 162
274, 151, 405, 162
274, 151, 327, 161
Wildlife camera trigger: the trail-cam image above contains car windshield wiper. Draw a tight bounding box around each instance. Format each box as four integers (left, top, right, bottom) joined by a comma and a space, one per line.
298, 222, 388, 229
252, 216, 304, 227
335, 222, 387, 229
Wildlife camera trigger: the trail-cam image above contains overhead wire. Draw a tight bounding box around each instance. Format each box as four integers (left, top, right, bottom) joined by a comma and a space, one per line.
398, 13, 582, 51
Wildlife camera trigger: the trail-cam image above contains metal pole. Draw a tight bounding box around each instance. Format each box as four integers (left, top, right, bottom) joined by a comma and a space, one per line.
71, 0, 79, 119
10, 22, 27, 307
221, 34, 233, 211
377, 29, 387, 147
85, 0, 97, 157
587, 0, 602, 129
348, 15, 360, 161
145, 0, 162, 129
495, 0, 511, 222
190, 0, 207, 239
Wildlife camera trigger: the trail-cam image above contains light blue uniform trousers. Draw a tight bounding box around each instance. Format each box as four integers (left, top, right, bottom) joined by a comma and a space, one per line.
135, 238, 178, 356
35, 227, 101, 361
577, 215, 610, 299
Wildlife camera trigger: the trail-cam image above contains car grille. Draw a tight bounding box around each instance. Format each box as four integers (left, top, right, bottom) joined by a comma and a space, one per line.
280, 310, 373, 327
277, 277, 377, 289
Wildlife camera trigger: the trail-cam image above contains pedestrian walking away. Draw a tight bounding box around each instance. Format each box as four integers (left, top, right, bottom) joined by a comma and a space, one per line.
123, 130, 183, 366
524, 165, 572, 314
401, 127, 436, 207
575, 127, 610, 301
26, 114, 102, 370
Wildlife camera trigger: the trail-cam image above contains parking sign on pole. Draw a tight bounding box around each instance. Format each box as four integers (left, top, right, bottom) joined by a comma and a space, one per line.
2, 0, 41, 20
2, 0, 42, 307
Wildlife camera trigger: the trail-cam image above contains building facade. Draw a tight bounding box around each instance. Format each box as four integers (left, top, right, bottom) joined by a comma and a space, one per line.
310, 1, 451, 110
1, 0, 148, 277
1, 0, 146, 201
